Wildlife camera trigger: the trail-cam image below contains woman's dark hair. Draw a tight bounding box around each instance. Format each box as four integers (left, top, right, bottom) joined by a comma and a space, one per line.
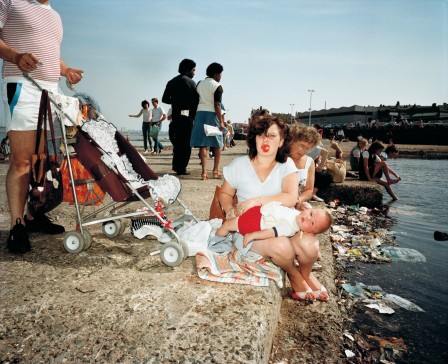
246, 116, 290, 163
385, 144, 398, 155
178, 59, 196, 74
141, 100, 149, 108
206, 62, 224, 77
368, 140, 385, 155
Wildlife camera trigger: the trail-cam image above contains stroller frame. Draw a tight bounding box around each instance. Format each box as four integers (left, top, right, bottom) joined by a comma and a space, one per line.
24, 73, 198, 266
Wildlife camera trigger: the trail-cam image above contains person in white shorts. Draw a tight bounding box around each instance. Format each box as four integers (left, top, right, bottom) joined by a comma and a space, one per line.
0, 0, 83, 254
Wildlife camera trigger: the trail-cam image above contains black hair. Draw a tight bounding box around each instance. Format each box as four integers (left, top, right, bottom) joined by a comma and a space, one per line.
368, 140, 385, 155
385, 144, 398, 155
141, 100, 149, 107
246, 116, 290, 163
178, 59, 196, 74
206, 62, 224, 78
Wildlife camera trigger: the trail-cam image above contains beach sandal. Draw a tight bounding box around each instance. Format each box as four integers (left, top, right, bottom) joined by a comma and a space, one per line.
201, 173, 209, 181
212, 171, 222, 179
313, 285, 329, 302
291, 288, 315, 302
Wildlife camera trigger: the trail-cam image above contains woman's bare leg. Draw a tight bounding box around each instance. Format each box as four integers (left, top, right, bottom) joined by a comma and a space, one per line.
213, 147, 221, 174
251, 236, 314, 300
199, 147, 208, 175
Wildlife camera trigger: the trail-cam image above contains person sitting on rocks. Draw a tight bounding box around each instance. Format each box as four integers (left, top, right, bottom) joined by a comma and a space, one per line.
349, 138, 368, 173
216, 202, 332, 247
359, 141, 401, 200
219, 115, 331, 302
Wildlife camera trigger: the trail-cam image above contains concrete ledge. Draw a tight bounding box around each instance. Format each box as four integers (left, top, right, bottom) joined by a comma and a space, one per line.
319, 178, 383, 207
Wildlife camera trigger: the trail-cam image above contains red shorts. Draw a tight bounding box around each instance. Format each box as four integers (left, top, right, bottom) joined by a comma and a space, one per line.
238, 206, 262, 235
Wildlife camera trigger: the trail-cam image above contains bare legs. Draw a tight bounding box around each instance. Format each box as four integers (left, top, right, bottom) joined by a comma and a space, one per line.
6, 130, 37, 228
216, 217, 238, 237
200, 147, 222, 179
373, 161, 400, 200
251, 234, 327, 301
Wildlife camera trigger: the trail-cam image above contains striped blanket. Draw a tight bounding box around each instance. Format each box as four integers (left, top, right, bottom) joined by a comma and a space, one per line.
196, 247, 283, 288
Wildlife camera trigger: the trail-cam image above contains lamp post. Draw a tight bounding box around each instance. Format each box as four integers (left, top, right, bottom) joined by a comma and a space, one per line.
290, 103, 295, 124
308, 89, 314, 125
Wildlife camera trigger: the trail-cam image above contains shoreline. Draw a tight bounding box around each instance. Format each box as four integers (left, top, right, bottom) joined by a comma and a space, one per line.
0, 140, 446, 362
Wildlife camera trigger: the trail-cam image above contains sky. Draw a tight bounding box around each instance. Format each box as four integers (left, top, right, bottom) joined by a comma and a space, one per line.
1, 0, 447, 132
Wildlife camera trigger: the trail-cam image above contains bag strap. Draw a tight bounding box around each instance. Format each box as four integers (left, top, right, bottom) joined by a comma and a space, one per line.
35, 90, 59, 163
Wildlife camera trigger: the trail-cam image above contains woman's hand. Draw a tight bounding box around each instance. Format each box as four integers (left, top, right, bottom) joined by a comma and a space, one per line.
225, 207, 237, 219
65, 67, 84, 85
237, 198, 262, 215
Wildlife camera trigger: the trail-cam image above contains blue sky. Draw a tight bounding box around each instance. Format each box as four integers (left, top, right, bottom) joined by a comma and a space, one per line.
1, 0, 447, 132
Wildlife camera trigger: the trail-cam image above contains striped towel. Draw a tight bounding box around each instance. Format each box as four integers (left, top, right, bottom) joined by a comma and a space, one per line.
196, 247, 283, 288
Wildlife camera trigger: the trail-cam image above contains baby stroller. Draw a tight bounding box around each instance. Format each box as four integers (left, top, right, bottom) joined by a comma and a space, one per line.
24, 73, 199, 267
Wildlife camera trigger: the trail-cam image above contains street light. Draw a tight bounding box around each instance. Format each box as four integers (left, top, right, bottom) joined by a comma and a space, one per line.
308, 89, 314, 125
290, 103, 295, 124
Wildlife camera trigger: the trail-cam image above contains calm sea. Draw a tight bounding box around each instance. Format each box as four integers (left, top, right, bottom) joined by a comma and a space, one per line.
348, 158, 448, 363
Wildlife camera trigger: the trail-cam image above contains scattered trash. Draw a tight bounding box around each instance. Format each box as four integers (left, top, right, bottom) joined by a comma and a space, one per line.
383, 294, 425, 312
342, 281, 424, 313
381, 246, 426, 263
342, 283, 366, 298
343, 331, 355, 341
345, 349, 355, 358
366, 335, 408, 352
365, 302, 395, 314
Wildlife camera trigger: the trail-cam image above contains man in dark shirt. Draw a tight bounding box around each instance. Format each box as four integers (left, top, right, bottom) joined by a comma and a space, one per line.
162, 59, 199, 175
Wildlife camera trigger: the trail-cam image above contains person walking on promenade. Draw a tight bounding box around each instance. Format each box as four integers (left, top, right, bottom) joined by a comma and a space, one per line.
190, 62, 225, 180
129, 100, 152, 153
162, 58, 199, 175
0, 0, 84, 254
149, 97, 166, 154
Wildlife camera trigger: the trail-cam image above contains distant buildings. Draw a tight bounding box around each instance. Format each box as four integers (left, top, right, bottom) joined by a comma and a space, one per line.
295, 103, 448, 126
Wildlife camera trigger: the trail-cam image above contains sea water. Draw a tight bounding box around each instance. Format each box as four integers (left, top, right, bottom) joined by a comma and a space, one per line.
349, 158, 448, 363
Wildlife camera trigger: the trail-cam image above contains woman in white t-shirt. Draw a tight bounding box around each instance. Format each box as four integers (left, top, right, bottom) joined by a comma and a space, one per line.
219, 115, 329, 302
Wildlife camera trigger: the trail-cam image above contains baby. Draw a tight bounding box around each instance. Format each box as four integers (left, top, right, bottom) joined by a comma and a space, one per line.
216, 202, 332, 247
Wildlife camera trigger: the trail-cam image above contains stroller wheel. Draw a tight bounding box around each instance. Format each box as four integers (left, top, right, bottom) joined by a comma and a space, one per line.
82, 230, 92, 250
160, 242, 185, 267
180, 240, 189, 258
63, 231, 86, 254
102, 220, 123, 238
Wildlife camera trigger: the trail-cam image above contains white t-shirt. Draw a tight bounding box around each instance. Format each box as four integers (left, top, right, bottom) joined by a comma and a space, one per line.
151, 106, 165, 123
223, 156, 298, 203
142, 108, 151, 123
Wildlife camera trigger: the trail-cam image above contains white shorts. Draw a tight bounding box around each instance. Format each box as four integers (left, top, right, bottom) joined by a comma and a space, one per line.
2, 76, 61, 132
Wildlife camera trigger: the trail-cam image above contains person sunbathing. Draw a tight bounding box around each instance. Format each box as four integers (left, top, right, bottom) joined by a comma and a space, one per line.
216, 202, 332, 248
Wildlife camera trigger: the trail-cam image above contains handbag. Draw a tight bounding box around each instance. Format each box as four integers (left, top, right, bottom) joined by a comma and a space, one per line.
149, 124, 160, 138
27, 89, 63, 216
204, 124, 221, 137
209, 185, 237, 221
326, 158, 347, 183
60, 156, 105, 206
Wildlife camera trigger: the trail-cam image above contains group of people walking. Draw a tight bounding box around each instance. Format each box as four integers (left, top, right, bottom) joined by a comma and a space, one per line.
132, 59, 227, 179
128, 98, 166, 154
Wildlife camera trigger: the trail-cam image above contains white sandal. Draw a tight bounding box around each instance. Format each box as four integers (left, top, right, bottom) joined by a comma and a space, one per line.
291, 288, 316, 302
313, 285, 329, 302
